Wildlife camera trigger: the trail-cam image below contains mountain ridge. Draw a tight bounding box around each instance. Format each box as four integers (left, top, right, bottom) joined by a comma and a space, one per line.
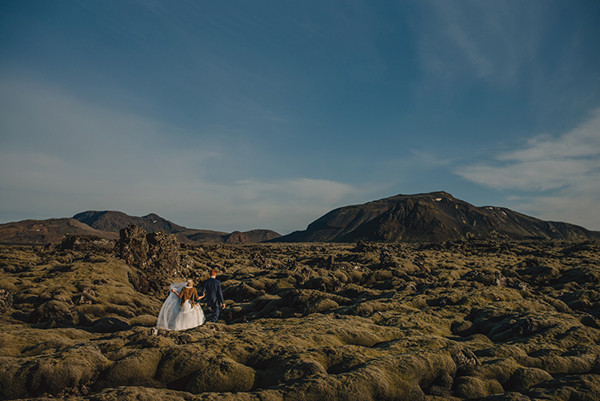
71, 210, 281, 244
1, 192, 598, 245
0, 218, 119, 244
73, 210, 187, 234
0, 211, 281, 245
273, 191, 600, 243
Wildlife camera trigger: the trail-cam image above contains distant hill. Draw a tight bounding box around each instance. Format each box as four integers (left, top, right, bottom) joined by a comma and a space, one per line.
223, 230, 282, 244
273, 191, 600, 243
0, 211, 281, 245
4, 194, 596, 245
72, 211, 281, 244
73, 211, 187, 234
177, 228, 281, 244
0, 218, 119, 245
179, 229, 230, 243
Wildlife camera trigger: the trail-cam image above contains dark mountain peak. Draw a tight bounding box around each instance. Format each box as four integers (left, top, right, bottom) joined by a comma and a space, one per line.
389, 191, 453, 200
71, 211, 281, 244
274, 192, 600, 243
361, 192, 460, 209
72, 211, 186, 234
1, 211, 280, 245
73, 210, 125, 225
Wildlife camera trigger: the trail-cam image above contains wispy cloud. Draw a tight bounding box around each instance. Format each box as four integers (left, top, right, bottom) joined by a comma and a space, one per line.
455, 108, 600, 229
0, 75, 363, 233
414, 0, 547, 86
196, 178, 358, 232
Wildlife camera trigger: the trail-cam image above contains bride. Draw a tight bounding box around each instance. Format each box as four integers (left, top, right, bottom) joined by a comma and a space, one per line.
156, 279, 205, 330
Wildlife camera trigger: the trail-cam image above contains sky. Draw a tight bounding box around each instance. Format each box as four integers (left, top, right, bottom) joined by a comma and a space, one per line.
1, 0, 600, 234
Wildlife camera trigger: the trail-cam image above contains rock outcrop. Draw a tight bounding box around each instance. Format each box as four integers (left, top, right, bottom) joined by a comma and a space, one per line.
117, 224, 194, 294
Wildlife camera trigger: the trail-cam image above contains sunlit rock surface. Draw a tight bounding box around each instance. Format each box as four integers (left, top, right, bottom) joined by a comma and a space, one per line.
1, 235, 599, 400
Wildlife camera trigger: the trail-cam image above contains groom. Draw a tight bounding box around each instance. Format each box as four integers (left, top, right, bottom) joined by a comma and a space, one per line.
203, 269, 225, 323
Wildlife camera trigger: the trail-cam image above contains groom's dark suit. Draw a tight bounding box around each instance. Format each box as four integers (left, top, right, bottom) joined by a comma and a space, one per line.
203, 277, 225, 323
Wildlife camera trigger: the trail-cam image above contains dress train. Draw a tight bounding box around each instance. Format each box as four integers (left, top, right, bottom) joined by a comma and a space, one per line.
156, 282, 205, 330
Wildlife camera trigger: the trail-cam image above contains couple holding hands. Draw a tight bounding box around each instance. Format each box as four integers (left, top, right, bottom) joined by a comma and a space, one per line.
156, 269, 225, 331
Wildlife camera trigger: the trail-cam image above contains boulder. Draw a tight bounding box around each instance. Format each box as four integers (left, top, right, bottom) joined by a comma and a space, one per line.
186, 356, 256, 393
505, 367, 553, 392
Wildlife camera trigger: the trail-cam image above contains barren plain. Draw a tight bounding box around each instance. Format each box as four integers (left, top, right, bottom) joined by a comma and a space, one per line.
1, 232, 600, 400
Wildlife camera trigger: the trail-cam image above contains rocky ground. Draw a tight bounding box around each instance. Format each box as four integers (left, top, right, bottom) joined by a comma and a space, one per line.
1, 229, 599, 400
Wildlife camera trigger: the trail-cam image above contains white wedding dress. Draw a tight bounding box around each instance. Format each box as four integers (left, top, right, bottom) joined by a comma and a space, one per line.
156, 282, 205, 330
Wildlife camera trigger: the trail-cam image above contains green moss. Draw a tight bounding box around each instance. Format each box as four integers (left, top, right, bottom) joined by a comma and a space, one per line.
186, 356, 256, 393
1, 241, 600, 399
103, 348, 164, 388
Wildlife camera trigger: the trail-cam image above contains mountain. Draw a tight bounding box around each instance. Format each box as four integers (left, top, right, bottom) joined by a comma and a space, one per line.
274, 191, 600, 243
4, 193, 596, 245
173, 228, 280, 244
73, 211, 187, 234
72, 211, 281, 244
0, 211, 281, 245
0, 218, 119, 245
223, 230, 282, 244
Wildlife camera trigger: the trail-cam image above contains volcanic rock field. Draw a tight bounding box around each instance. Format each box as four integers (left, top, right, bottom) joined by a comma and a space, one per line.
1, 229, 600, 400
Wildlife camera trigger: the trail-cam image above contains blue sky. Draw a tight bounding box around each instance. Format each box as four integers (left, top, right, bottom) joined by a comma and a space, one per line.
1, 1, 599, 234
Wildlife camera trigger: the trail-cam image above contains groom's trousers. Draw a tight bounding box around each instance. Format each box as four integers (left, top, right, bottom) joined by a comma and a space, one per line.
209, 301, 220, 323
